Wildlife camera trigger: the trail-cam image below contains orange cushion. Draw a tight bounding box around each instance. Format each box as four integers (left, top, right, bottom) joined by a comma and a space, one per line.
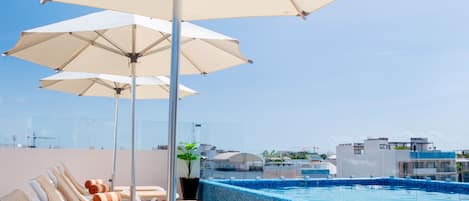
89, 184, 110, 194
92, 192, 121, 201
84, 179, 104, 189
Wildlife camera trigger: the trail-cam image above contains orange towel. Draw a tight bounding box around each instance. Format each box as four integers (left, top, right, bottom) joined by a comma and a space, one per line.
85, 179, 105, 189
92, 192, 121, 201
89, 184, 110, 194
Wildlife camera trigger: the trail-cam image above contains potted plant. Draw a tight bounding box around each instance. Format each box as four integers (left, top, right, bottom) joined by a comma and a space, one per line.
177, 142, 200, 199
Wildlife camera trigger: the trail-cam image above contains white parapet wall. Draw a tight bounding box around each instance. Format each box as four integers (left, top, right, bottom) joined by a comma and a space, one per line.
0, 148, 199, 199
336, 144, 409, 178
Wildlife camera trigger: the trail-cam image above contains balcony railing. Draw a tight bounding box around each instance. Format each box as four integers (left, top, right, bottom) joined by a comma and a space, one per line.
410, 152, 456, 159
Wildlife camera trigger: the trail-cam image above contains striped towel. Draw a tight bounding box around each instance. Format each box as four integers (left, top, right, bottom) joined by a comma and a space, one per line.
89, 184, 110, 194
92, 192, 121, 201
85, 179, 105, 189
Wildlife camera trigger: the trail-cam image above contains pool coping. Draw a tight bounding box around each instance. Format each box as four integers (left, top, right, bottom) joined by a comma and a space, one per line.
199, 178, 469, 201
200, 179, 294, 201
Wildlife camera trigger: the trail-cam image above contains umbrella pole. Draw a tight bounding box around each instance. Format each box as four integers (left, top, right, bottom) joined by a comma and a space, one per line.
111, 93, 120, 191
130, 60, 137, 201
167, 0, 182, 200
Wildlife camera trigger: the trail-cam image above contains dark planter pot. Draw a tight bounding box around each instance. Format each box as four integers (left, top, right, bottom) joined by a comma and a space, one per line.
180, 177, 200, 199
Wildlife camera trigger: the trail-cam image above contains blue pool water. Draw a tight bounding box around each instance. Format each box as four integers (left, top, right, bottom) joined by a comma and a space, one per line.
259, 185, 469, 201
199, 178, 469, 201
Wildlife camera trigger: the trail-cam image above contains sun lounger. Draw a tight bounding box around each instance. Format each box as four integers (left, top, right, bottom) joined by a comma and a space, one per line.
119, 190, 178, 201
50, 167, 89, 201
57, 163, 170, 201
113, 186, 165, 192
33, 174, 121, 201
0, 189, 31, 201
57, 163, 89, 196
31, 175, 66, 201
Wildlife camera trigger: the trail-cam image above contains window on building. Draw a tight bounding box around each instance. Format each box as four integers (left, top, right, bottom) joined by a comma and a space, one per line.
415, 161, 425, 168
379, 144, 391, 150
427, 162, 436, 168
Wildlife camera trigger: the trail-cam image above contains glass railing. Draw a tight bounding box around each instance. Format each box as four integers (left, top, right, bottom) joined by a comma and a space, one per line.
1, 116, 466, 183
0, 115, 248, 151
410, 151, 456, 159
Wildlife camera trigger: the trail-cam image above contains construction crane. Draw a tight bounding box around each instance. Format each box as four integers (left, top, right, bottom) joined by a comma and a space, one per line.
26, 132, 56, 148
288, 146, 320, 153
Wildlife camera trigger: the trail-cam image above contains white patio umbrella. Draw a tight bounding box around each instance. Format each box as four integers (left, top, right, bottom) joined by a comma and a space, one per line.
4, 10, 251, 201
28, 0, 334, 200
38, 0, 335, 200
40, 71, 197, 190
40, 0, 334, 21
4, 11, 249, 76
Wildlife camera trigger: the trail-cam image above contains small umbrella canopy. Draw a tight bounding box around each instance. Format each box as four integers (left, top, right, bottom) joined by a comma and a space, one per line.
41, 0, 334, 21
4, 10, 251, 76
40, 71, 197, 99
40, 71, 197, 190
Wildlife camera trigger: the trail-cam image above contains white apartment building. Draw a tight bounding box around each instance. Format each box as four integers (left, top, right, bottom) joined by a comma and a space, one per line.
337, 137, 457, 181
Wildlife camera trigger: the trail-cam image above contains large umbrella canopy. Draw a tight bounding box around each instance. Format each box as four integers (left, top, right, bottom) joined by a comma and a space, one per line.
4, 10, 251, 76
41, 0, 334, 21
40, 71, 197, 190
40, 71, 197, 99
23, 1, 334, 200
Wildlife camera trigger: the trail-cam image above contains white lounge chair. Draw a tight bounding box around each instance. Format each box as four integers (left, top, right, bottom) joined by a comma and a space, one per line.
30, 175, 66, 201
0, 189, 31, 201
57, 163, 176, 201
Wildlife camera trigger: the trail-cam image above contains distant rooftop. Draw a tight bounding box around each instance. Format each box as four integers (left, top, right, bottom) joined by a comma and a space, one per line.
213, 152, 262, 163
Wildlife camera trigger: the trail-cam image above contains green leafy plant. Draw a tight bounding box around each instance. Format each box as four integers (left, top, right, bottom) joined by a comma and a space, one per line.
177, 142, 200, 178
394, 146, 410, 150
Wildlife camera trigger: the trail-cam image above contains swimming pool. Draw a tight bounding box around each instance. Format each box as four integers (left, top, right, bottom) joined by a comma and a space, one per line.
259, 185, 469, 201
199, 178, 469, 201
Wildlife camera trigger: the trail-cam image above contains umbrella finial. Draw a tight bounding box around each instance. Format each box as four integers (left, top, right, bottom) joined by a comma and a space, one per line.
40, 0, 47, 5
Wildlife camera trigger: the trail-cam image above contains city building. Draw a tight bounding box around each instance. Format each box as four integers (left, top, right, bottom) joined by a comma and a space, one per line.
199, 144, 218, 160
200, 148, 263, 179
328, 154, 337, 166
337, 137, 457, 181
263, 151, 336, 179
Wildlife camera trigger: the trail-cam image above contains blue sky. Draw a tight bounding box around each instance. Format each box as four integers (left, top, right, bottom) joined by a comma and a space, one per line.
1, 0, 469, 153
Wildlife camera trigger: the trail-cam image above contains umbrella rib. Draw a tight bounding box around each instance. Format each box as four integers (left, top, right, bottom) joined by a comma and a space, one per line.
289, 0, 306, 20
138, 34, 171, 56
121, 84, 132, 94
200, 39, 253, 64
140, 39, 193, 57
40, 79, 63, 89
69, 33, 127, 57
78, 79, 98, 96
95, 31, 128, 55
180, 49, 205, 74
162, 35, 205, 74
3, 33, 64, 56
131, 25, 136, 54
57, 34, 102, 71
94, 79, 118, 91
158, 84, 170, 93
